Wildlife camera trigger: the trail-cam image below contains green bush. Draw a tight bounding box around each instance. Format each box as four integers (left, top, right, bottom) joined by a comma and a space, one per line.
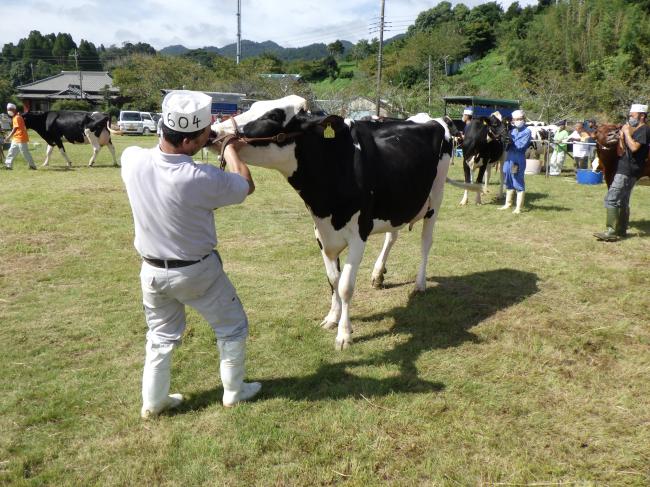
51, 99, 93, 111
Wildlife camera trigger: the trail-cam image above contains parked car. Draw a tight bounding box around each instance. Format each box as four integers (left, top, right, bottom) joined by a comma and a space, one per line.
118, 111, 158, 135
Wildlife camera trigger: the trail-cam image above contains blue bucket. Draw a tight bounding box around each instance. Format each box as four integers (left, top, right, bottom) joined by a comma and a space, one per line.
576, 169, 603, 185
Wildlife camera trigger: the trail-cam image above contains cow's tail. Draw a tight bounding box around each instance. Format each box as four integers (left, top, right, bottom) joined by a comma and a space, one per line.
107, 121, 123, 135
445, 178, 483, 192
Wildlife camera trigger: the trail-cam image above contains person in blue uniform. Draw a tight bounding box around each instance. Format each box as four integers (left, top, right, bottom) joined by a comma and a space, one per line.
498, 109, 532, 214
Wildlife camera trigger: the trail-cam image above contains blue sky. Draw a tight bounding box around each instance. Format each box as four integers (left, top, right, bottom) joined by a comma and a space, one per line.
3, 0, 537, 50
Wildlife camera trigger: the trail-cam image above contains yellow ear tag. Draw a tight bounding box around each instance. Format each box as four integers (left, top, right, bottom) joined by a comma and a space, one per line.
323, 123, 335, 139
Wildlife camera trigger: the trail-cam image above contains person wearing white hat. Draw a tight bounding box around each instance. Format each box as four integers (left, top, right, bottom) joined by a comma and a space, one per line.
594, 103, 650, 241
498, 109, 532, 214
3, 103, 37, 170
121, 90, 260, 418
459, 107, 474, 142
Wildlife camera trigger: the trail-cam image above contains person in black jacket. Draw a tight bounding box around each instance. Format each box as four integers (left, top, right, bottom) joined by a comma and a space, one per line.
594, 104, 650, 241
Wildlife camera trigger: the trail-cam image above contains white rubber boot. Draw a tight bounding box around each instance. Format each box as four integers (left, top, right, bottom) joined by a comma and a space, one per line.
513, 191, 525, 214
218, 340, 261, 407
141, 341, 183, 419
498, 189, 515, 210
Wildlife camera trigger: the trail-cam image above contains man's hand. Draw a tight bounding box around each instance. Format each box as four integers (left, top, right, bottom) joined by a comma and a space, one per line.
223, 141, 255, 195
511, 164, 519, 174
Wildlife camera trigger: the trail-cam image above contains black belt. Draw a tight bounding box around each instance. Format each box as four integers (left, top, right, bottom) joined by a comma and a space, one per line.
143, 252, 212, 268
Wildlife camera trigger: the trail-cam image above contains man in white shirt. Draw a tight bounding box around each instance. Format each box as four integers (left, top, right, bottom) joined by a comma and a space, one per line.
121, 90, 260, 419
568, 122, 589, 170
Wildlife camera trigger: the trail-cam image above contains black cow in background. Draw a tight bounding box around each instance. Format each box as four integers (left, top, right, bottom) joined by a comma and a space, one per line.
459, 113, 511, 205
22, 111, 121, 167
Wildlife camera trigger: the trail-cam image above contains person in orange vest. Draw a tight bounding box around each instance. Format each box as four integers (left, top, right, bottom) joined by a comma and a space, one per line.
3, 103, 36, 170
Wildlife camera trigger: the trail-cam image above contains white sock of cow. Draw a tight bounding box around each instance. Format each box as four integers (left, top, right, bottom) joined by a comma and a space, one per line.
498, 190, 515, 210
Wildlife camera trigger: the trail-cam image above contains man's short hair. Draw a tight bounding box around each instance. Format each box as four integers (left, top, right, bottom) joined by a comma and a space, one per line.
161, 123, 205, 147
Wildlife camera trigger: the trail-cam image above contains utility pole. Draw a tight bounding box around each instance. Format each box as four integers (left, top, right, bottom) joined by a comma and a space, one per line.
30, 62, 34, 83
375, 0, 385, 117
236, 0, 242, 65
73, 49, 84, 99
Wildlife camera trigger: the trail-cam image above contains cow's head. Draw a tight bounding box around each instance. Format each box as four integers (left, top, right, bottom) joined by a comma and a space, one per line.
211, 95, 308, 139
595, 123, 621, 148
21, 111, 44, 129
486, 111, 510, 145
216, 102, 349, 177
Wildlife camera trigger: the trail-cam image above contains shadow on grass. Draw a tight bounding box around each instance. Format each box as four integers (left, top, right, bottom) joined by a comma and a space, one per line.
484, 191, 570, 211
630, 219, 650, 236
41, 166, 75, 171
182, 268, 538, 411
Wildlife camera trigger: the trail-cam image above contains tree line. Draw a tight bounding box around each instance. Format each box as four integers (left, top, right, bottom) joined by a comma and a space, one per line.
3, 0, 650, 121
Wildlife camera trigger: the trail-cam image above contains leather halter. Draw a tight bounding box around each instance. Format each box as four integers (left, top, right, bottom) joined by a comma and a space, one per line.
213, 117, 303, 170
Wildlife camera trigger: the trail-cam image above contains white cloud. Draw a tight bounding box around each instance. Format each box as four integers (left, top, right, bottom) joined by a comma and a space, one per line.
2, 0, 538, 50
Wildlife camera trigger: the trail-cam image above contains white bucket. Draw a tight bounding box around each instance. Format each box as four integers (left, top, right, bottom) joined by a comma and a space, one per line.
525, 159, 541, 175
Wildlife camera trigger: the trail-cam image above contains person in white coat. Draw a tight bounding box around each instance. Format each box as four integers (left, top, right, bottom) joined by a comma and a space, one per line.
121, 90, 260, 418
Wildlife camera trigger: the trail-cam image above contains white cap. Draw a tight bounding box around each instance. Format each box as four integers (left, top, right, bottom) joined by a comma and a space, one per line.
161, 90, 212, 133
463, 108, 473, 116
512, 109, 525, 119
630, 103, 648, 114
7, 103, 16, 111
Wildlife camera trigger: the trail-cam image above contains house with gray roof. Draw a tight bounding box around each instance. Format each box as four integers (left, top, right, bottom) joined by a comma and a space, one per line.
16, 71, 120, 111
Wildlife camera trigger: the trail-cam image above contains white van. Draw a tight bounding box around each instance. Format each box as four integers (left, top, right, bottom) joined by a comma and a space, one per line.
118, 111, 157, 135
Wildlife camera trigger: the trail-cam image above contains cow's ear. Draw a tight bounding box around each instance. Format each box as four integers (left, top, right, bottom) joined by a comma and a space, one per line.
316, 115, 346, 139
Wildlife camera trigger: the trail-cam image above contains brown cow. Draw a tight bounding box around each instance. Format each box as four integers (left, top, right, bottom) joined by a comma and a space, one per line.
595, 123, 650, 187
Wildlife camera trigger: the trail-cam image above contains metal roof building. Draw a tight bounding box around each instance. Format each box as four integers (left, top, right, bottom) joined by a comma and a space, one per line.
16, 71, 119, 111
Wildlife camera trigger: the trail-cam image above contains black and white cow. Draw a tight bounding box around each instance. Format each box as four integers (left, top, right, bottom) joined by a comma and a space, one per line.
526, 123, 557, 160
22, 110, 121, 167
459, 113, 510, 205
211, 96, 480, 350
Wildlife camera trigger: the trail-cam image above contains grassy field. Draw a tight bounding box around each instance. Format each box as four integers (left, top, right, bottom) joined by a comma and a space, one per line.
1, 132, 649, 486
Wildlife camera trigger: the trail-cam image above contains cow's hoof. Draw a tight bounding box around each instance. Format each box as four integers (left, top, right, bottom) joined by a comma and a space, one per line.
335, 336, 352, 350
459, 201, 468, 207
320, 319, 338, 331
414, 283, 426, 293
371, 274, 384, 289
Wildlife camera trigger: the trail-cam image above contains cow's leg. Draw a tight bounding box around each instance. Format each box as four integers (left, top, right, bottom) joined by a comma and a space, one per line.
107, 141, 119, 167
371, 231, 398, 288
336, 237, 366, 350
57, 145, 73, 167
485, 163, 492, 194
459, 161, 471, 206
415, 155, 449, 291
42, 144, 55, 167
85, 129, 101, 166
475, 164, 487, 205
415, 215, 437, 292
315, 227, 342, 330
320, 250, 342, 331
